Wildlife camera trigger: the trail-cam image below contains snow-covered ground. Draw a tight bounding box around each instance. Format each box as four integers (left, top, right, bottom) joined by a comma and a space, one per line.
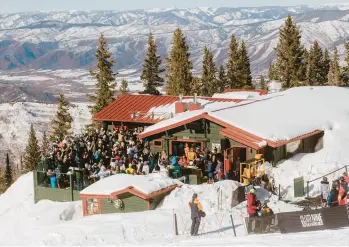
1, 171, 349, 246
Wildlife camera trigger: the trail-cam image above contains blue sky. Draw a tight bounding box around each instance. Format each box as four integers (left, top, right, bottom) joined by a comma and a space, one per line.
1, 0, 349, 13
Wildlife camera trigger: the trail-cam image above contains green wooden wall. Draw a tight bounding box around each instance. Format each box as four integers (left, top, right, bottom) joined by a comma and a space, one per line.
33, 171, 81, 203
149, 193, 169, 210
100, 193, 148, 214
147, 120, 250, 153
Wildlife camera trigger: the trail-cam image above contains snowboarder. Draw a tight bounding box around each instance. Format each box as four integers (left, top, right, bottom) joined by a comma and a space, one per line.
188, 193, 204, 236
328, 185, 339, 207
320, 177, 330, 207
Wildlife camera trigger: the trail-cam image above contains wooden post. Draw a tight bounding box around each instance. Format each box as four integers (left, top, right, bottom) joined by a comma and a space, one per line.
230, 215, 237, 237
306, 181, 309, 198
70, 174, 74, 201
278, 184, 281, 200
173, 210, 179, 236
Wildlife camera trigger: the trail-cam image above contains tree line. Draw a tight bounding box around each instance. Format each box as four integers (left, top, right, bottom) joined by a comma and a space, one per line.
269, 15, 349, 88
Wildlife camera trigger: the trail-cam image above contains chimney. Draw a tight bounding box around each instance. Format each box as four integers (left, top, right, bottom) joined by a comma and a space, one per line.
189, 93, 201, 111
175, 94, 187, 113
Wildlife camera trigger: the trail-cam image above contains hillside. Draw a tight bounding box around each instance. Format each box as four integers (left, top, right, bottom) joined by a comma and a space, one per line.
1, 4, 349, 75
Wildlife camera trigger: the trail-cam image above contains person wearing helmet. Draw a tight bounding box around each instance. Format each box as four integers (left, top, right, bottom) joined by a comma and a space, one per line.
188, 193, 204, 236
320, 177, 330, 207
247, 188, 260, 233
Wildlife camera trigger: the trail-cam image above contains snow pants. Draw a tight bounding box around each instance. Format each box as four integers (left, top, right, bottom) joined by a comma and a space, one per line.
190, 217, 201, 236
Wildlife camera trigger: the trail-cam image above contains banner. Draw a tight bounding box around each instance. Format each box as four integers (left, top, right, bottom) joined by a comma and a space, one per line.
245, 205, 349, 235
278, 209, 325, 233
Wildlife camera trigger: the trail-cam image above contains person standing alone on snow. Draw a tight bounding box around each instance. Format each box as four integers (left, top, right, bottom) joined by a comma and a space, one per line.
247, 188, 260, 232
189, 193, 203, 236
320, 177, 330, 207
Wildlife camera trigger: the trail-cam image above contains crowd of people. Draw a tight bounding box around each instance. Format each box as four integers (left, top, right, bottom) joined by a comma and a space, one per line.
38, 126, 239, 191
321, 173, 349, 207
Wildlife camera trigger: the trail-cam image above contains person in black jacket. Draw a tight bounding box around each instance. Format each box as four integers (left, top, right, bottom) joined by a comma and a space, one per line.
188, 193, 204, 236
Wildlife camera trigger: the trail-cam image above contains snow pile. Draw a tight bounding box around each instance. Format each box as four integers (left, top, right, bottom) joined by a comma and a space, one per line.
80, 173, 178, 196
272, 126, 349, 200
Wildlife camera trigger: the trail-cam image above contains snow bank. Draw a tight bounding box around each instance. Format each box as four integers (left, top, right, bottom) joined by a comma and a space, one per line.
80, 173, 177, 196
272, 126, 349, 200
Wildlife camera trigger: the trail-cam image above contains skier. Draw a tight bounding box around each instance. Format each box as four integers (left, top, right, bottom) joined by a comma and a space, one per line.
320, 177, 330, 207
188, 193, 204, 236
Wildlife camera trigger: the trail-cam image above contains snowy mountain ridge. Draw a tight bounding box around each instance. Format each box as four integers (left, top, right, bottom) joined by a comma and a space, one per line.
2, 4, 349, 74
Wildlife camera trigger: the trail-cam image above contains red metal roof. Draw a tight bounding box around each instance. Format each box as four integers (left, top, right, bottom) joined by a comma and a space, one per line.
92, 94, 242, 124
223, 89, 268, 95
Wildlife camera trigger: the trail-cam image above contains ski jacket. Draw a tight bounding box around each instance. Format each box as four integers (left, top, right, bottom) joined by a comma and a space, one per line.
338, 186, 347, 206
247, 193, 258, 214
188, 198, 203, 219
328, 189, 339, 206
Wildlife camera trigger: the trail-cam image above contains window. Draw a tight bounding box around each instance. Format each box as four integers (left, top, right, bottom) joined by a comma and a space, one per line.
87, 198, 99, 215
153, 140, 163, 148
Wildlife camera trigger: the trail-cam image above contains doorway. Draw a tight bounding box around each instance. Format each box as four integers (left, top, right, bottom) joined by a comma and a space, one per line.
170, 140, 203, 156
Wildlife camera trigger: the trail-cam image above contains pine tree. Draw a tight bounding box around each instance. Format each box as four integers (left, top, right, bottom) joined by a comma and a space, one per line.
4, 153, 13, 189
306, 41, 324, 85
341, 44, 349, 86
260, 75, 266, 90
201, 47, 217, 96
226, 35, 240, 88
166, 28, 193, 95
328, 47, 341, 86
237, 40, 253, 89
120, 79, 129, 94
268, 63, 278, 81
141, 32, 164, 95
321, 48, 330, 84
89, 34, 117, 116
41, 131, 50, 156
217, 65, 228, 93
23, 124, 40, 173
50, 94, 73, 141
275, 15, 304, 88
190, 77, 202, 95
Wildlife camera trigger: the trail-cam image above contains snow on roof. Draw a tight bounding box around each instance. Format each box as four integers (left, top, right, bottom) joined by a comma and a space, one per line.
80, 173, 176, 196
141, 109, 206, 136
147, 98, 237, 115
212, 91, 261, 100
209, 86, 349, 142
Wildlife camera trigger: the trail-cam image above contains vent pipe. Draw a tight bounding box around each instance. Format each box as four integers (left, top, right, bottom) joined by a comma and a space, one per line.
179, 94, 183, 102
194, 93, 197, 103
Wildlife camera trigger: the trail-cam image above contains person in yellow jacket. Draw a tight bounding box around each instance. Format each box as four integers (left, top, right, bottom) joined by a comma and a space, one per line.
242, 167, 251, 185
125, 164, 135, 175
187, 148, 197, 162
188, 193, 204, 236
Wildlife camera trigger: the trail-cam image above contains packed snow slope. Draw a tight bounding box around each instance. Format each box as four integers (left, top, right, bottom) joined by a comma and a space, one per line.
1, 172, 349, 246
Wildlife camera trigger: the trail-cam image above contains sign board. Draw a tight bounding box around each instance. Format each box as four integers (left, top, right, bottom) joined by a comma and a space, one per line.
182, 136, 190, 140
245, 206, 349, 235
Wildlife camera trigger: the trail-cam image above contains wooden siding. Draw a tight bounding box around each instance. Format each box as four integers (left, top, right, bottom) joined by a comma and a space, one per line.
100, 193, 148, 214
302, 132, 324, 153
34, 186, 81, 203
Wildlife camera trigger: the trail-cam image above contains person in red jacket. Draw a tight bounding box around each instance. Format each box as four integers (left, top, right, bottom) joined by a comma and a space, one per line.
247, 188, 259, 216
247, 188, 260, 233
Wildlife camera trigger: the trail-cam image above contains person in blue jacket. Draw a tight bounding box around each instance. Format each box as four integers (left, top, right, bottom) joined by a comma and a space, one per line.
171, 156, 179, 166
206, 161, 213, 183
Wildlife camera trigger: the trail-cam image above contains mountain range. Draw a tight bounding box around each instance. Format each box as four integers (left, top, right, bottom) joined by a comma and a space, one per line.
2, 3, 349, 75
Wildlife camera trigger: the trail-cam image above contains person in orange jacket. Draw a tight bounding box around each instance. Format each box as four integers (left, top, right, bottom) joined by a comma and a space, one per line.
338, 177, 348, 206
188, 193, 204, 236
